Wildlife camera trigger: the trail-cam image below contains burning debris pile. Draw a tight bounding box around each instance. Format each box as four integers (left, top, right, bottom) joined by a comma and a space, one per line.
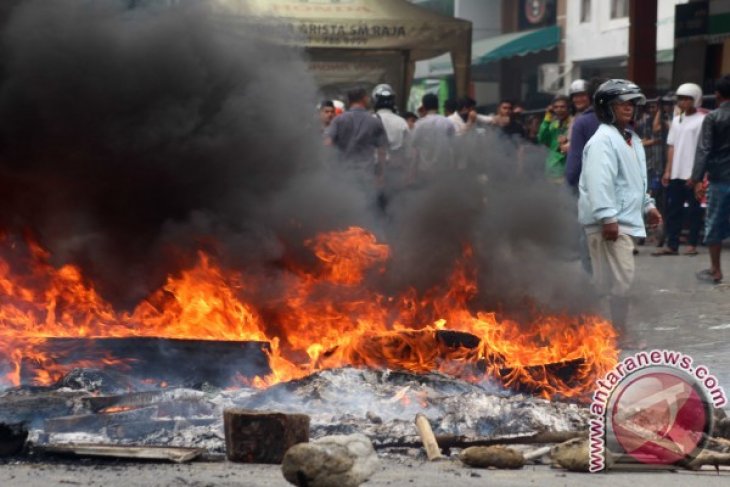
0, 1, 618, 399
0, 0, 626, 477
0, 367, 591, 454
0, 227, 617, 398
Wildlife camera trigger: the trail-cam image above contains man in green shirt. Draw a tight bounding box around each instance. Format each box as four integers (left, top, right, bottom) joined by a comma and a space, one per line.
538, 95, 571, 183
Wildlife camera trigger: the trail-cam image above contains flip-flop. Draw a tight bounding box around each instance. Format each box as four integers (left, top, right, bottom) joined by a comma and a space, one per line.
696, 269, 723, 284
651, 248, 678, 256
684, 249, 699, 255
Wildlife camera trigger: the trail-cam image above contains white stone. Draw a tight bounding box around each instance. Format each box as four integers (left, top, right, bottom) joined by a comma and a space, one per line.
281, 433, 379, 487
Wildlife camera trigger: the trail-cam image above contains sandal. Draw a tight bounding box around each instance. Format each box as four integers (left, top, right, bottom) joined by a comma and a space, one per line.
651, 248, 678, 256
696, 269, 723, 284
684, 248, 699, 255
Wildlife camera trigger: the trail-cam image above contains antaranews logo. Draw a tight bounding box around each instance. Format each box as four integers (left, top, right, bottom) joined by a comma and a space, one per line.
589, 349, 727, 472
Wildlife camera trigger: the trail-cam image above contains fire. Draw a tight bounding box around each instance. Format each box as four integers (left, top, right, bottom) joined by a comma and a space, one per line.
0, 227, 618, 399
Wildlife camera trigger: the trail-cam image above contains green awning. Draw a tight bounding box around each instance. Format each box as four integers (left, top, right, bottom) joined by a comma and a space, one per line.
428, 25, 560, 74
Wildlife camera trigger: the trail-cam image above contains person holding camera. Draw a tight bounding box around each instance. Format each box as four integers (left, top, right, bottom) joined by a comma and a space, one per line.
538, 95, 571, 183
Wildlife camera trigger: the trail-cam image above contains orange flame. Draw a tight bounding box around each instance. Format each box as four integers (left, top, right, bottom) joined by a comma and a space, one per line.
0, 228, 618, 398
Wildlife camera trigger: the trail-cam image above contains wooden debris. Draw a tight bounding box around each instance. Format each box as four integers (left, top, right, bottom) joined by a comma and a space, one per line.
375, 430, 586, 450
44, 407, 158, 434
21, 337, 271, 388
459, 446, 525, 469
715, 417, 730, 440
107, 418, 215, 441
435, 330, 481, 349
497, 359, 586, 394
224, 409, 310, 464
0, 391, 86, 425
81, 389, 210, 415
550, 437, 594, 472
523, 445, 552, 462
706, 436, 730, 453
687, 450, 730, 471
82, 390, 177, 413
0, 423, 28, 456
414, 414, 443, 461
38, 443, 204, 463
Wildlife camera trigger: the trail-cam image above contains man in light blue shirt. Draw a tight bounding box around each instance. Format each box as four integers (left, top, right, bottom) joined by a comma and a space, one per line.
578, 80, 663, 343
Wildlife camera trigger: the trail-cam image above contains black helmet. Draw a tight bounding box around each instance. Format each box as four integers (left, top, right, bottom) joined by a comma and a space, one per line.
372, 83, 396, 110
593, 79, 646, 123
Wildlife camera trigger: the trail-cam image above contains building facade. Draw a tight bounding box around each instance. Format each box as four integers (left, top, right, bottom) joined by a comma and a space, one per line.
564, 0, 688, 93
673, 0, 730, 94
410, 0, 561, 110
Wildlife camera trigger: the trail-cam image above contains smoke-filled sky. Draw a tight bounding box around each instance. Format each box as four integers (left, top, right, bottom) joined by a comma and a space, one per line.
0, 0, 596, 316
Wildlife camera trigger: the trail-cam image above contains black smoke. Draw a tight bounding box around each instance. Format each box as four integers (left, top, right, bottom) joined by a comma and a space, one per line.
0, 0, 596, 319
0, 0, 375, 306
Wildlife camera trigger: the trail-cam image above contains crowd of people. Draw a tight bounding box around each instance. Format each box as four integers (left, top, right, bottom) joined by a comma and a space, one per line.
316, 75, 730, 343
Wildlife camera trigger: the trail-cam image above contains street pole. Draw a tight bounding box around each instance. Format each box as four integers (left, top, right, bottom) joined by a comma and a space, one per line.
628, 0, 658, 96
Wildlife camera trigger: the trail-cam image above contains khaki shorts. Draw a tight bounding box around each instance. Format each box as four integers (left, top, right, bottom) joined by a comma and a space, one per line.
586, 233, 635, 297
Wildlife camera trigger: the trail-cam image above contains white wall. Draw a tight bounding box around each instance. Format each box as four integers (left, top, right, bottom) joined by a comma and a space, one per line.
657, 0, 687, 51
455, 0, 501, 41
564, 0, 688, 83
566, 0, 629, 63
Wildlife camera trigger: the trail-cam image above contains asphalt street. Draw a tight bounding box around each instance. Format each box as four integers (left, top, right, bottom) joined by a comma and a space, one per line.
628, 242, 730, 389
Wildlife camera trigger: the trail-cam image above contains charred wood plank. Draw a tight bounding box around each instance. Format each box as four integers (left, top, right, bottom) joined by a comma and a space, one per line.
0, 391, 86, 426
82, 390, 177, 413
375, 430, 587, 451
44, 407, 158, 434
37, 443, 204, 463
224, 409, 309, 464
495, 358, 586, 394
0, 423, 28, 456
20, 337, 271, 388
435, 330, 481, 349
107, 418, 216, 441
81, 389, 208, 414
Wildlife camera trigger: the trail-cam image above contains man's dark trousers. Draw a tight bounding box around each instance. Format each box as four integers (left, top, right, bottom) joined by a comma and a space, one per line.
665, 178, 703, 250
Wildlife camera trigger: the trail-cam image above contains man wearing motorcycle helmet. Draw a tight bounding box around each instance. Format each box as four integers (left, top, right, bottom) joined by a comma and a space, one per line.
578, 79, 663, 343
560, 79, 592, 155
371, 84, 410, 161
371, 83, 411, 208
652, 83, 706, 256
569, 79, 591, 115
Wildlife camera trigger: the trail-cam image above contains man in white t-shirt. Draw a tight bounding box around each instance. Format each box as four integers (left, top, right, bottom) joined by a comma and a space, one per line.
654, 83, 706, 256
411, 93, 455, 175
447, 96, 494, 136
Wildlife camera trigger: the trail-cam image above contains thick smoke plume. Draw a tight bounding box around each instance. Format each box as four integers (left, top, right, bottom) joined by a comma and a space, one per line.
0, 0, 596, 318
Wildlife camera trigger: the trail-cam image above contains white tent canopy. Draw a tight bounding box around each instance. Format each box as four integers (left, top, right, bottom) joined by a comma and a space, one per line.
212, 0, 472, 106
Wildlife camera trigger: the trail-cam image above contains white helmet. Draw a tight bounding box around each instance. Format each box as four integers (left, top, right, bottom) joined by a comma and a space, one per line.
569, 79, 589, 96
675, 83, 703, 108
333, 99, 345, 115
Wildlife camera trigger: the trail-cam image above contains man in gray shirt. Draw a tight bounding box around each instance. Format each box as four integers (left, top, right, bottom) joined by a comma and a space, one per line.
324, 87, 387, 176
